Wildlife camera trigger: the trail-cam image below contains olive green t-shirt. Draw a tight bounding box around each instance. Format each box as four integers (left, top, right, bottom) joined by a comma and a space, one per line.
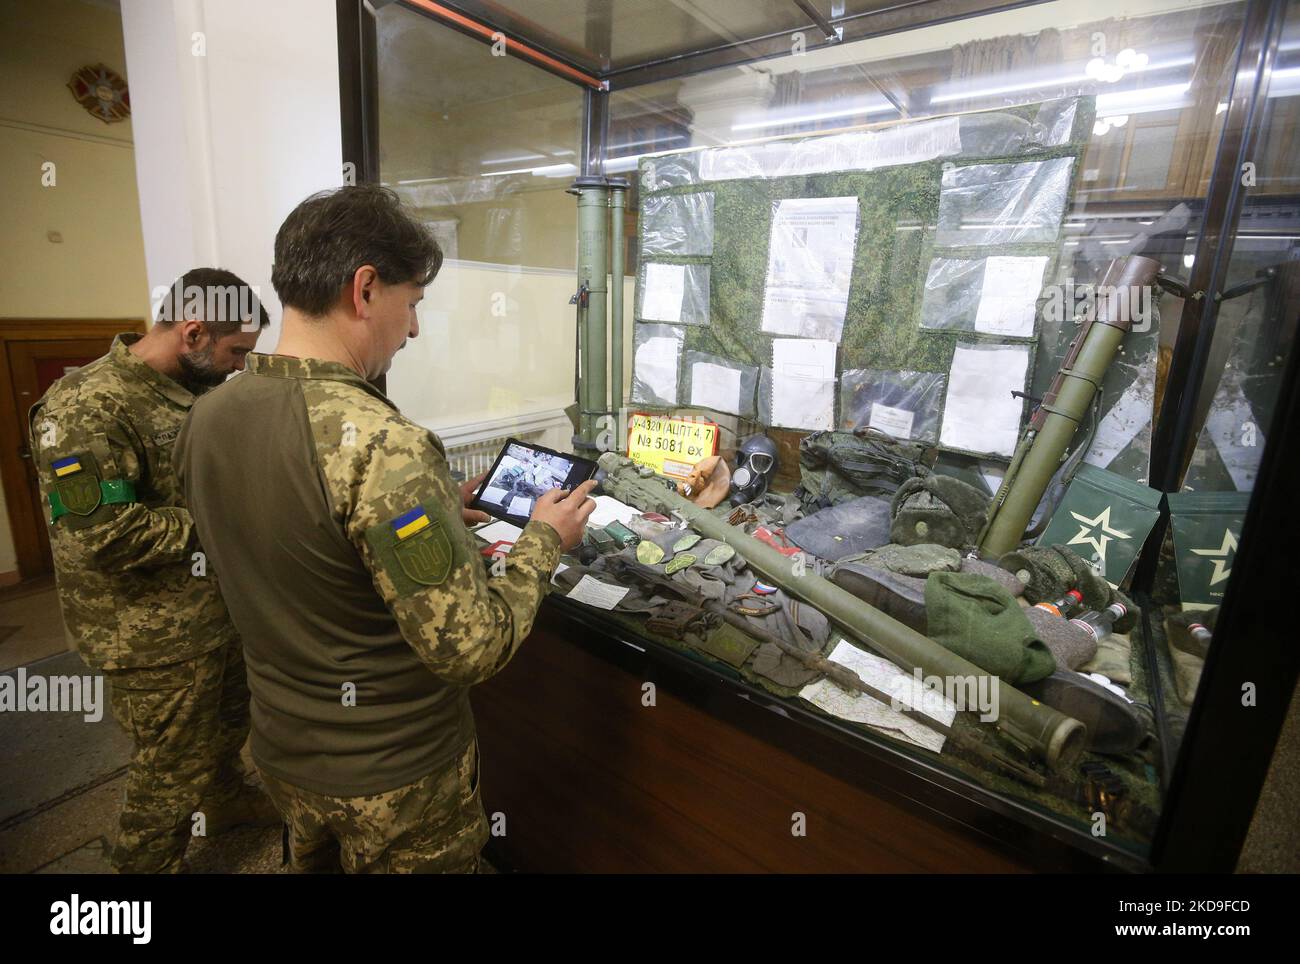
175, 353, 562, 796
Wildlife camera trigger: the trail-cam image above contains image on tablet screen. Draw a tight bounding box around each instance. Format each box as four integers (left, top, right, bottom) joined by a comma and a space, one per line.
479, 443, 574, 517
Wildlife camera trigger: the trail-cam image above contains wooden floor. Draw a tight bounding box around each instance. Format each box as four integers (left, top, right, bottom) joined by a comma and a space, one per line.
473, 607, 1040, 873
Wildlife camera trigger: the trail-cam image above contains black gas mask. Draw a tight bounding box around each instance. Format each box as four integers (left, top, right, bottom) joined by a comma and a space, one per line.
729, 435, 779, 506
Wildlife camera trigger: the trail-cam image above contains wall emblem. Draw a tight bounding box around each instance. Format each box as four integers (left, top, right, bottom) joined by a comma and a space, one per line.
67, 64, 130, 124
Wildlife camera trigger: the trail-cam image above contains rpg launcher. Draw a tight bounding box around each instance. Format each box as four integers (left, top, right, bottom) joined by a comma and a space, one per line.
597, 452, 1087, 772
978, 255, 1162, 557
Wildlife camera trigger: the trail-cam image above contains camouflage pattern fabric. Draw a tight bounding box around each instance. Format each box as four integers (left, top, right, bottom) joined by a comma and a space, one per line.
27, 333, 251, 874
268, 352, 563, 689
1080, 632, 1133, 686
29, 333, 235, 670
796, 429, 930, 512
176, 353, 562, 871
853, 542, 962, 577
258, 738, 487, 874
572, 547, 829, 688
106, 640, 253, 873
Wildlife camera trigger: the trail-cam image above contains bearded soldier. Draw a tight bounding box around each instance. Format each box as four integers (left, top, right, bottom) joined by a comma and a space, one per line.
29, 268, 278, 873
175, 185, 595, 873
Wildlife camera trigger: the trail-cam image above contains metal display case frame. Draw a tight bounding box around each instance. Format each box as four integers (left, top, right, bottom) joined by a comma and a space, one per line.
338, 0, 1300, 872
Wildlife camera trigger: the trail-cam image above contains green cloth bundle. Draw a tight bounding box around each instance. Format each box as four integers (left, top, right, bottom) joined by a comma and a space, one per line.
924, 571, 1056, 684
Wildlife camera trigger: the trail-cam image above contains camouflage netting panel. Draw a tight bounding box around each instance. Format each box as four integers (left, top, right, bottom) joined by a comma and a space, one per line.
632, 97, 1096, 458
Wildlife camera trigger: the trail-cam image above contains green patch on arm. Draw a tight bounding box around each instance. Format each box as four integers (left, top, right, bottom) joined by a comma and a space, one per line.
363, 500, 458, 596
45, 451, 138, 531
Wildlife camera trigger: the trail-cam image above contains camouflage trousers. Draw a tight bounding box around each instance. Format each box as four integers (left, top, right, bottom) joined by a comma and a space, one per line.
258, 738, 488, 874
105, 639, 250, 873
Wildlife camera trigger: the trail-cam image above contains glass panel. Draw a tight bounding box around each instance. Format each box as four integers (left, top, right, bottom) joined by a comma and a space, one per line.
1153, 0, 1300, 766
472, 0, 844, 72
377, 3, 584, 434
611, 0, 1252, 495
604, 0, 1254, 860
381, 0, 1292, 866
379, 4, 582, 270
1121, 112, 1182, 191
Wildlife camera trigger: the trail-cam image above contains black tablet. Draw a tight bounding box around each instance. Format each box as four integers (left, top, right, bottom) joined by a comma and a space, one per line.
470, 438, 598, 528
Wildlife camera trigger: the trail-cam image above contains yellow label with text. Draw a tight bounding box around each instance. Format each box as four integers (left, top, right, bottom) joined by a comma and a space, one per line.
627, 413, 718, 480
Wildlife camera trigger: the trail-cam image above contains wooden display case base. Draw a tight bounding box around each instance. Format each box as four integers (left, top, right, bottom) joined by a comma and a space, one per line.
472, 604, 1123, 873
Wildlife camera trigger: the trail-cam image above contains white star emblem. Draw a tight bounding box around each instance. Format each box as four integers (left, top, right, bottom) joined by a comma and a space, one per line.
1191, 529, 1238, 586
1066, 506, 1131, 569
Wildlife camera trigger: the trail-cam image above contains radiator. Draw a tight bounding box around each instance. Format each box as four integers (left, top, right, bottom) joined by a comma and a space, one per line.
441, 425, 562, 481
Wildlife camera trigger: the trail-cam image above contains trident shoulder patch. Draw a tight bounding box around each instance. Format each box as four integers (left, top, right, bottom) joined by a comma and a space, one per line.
49, 453, 102, 518
365, 502, 455, 593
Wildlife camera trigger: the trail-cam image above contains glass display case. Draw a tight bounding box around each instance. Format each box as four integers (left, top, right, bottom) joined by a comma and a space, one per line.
353, 0, 1300, 872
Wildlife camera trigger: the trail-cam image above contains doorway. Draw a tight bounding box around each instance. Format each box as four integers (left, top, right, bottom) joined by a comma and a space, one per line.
0, 320, 145, 582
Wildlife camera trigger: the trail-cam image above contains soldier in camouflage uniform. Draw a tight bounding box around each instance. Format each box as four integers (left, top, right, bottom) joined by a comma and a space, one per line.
175, 185, 596, 873
29, 268, 279, 873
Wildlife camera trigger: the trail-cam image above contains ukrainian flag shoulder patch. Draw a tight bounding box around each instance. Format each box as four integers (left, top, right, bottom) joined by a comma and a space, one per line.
365, 502, 453, 591
391, 506, 431, 540
52, 456, 83, 478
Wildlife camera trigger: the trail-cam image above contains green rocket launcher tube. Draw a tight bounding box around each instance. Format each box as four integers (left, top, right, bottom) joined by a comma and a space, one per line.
609, 180, 628, 445
979, 256, 1161, 557
573, 178, 611, 449
597, 454, 1086, 770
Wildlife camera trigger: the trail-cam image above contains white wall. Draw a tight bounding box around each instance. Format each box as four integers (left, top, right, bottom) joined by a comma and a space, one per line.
120, 0, 617, 451
0, 0, 151, 577
121, 0, 344, 349
118, 0, 618, 450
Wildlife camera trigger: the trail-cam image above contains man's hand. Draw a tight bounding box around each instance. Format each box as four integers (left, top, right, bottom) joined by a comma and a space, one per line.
459, 473, 491, 526
530, 479, 598, 551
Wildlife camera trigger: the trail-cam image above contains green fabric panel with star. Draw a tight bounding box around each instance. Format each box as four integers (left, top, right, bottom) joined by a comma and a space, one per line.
1036, 463, 1163, 588
1166, 491, 1251, 610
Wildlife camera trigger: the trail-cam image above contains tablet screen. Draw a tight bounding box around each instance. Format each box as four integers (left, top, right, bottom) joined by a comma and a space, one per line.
471, 440, 596, 527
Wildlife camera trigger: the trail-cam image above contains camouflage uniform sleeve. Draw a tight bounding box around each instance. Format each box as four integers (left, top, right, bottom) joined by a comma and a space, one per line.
345, 424, 563, 687
30, 400, 195, 571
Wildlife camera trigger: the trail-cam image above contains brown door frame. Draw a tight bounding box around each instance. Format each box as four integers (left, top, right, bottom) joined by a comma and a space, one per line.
0, 319, 146, 581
